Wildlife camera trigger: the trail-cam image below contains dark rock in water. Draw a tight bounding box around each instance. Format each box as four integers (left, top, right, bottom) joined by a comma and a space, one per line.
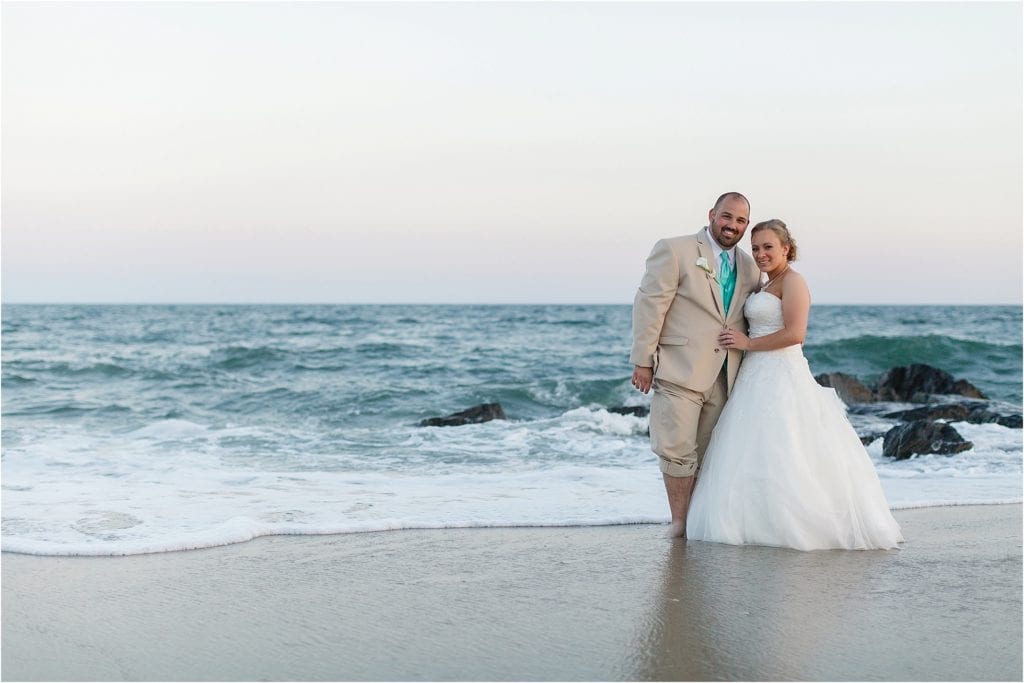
419, 403, 507, 427
994, 414, 1024, 429
962, 403, 1021, 428
884, 404, 971, 422
951, 379, 987, 399
874, 364, 987, 402
884, 401, 1022, 429
608, 405, 650, 417
815, 372, 875, 404
859, 432, 887, 446
882, 420, 973, 459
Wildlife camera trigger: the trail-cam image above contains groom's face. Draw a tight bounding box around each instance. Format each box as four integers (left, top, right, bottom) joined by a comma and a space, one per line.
708, 197, 750, 249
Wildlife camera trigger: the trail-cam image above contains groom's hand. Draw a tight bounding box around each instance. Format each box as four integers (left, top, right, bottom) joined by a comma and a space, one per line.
632, 366, 654, 394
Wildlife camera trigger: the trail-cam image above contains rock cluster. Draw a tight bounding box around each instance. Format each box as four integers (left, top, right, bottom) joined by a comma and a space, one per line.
813, 363, 1020, 459
813, 364, 987, 405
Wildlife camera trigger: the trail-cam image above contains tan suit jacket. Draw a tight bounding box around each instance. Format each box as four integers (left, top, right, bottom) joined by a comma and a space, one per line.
630, 228, 761, 394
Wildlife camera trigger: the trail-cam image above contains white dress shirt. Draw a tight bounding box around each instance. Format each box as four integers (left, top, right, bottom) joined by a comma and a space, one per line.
704, 226, 735, 272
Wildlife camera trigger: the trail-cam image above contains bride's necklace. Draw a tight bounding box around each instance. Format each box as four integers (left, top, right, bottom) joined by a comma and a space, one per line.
760, 265, 790, 291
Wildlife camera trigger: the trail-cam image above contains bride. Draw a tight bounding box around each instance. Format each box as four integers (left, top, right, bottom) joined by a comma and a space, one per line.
685, 219, 903, 551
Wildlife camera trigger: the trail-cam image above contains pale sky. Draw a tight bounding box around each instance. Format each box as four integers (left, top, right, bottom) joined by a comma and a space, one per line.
2, 1, 1021, 304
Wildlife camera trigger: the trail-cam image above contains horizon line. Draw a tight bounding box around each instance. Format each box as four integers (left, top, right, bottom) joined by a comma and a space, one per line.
2, 301, 1022, 307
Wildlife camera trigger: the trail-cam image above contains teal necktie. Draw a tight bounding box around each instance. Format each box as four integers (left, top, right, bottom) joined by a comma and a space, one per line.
720, 251, 735, 315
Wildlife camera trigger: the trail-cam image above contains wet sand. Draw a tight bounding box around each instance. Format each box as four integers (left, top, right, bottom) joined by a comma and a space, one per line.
2, 504, 1021, 681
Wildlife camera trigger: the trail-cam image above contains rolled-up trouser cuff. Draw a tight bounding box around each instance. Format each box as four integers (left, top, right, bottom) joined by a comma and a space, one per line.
659, 456, 697, 478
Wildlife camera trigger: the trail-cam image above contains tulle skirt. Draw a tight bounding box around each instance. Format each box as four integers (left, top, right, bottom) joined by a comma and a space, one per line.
687, 345, 904, 551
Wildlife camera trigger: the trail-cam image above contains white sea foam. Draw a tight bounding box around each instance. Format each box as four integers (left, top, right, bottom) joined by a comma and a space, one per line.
127, 419, 210, 439
1, 466, 669, 556
2, 410, 1020, 556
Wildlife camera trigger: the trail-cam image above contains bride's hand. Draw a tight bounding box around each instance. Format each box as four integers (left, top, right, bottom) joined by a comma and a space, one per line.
718, 328, 750, 350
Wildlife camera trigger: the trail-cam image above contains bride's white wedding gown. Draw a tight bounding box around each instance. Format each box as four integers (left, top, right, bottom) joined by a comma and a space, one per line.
686, 292, 904, 550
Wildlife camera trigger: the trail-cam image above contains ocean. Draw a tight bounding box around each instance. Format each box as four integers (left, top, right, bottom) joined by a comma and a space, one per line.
2, 304, 1021, 556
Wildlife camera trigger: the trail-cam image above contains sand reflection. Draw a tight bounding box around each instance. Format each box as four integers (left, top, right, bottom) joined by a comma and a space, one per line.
628, 539, 893, 680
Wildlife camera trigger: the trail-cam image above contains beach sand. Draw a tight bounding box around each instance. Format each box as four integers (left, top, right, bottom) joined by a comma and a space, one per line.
2, 504, 1021, 681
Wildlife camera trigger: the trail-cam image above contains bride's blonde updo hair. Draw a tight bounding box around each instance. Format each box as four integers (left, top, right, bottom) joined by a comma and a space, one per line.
751, 219, 798, 262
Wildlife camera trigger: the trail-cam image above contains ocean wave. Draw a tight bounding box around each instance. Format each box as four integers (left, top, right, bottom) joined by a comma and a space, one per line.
17, 360, 138, 379
281, 312, 375, 327
1, 374, 37, 385
3, 401, 135, 417
209, 346, 288, 370
805, 334, 1022, 401
210, 386, 325, 416
353, 342, 426, 357
807, 334, 1019, 368
127, 419, 211, 440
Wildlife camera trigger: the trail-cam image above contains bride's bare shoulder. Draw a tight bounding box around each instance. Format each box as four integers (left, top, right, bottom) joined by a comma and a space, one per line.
783, 269, 806, 285
781, 270, 810, 298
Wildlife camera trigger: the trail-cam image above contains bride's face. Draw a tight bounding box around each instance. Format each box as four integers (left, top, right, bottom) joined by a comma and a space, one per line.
751, 230, 790, 272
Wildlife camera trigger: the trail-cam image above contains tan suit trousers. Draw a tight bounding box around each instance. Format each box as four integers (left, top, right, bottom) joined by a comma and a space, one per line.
649, 368, 728, 478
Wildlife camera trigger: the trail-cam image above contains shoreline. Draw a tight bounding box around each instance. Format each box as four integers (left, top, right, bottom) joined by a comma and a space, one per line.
5, 498, 1022, 559
3, 504, 1022, 681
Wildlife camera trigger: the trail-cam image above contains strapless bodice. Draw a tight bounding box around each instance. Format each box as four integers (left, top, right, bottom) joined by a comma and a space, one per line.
744, 291, 785, 338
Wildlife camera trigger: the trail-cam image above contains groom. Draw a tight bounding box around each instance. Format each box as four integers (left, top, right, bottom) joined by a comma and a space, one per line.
630, 192, 760, 538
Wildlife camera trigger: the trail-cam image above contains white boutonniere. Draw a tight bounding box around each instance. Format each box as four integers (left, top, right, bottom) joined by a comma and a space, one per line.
696, 256, 718, 282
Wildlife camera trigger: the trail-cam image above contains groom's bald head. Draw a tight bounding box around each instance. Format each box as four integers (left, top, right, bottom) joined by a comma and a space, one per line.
712, 192, 749, 213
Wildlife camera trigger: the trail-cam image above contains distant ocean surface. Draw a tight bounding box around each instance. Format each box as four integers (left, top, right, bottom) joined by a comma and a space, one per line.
2, 304, 1021, 556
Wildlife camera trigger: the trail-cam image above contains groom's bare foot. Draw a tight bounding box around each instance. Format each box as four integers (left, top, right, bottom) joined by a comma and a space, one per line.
663, 473, 695, 540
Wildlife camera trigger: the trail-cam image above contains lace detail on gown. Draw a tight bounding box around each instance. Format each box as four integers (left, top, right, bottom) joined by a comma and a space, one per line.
686, 292, 903, 551
745, 290, 786, 338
